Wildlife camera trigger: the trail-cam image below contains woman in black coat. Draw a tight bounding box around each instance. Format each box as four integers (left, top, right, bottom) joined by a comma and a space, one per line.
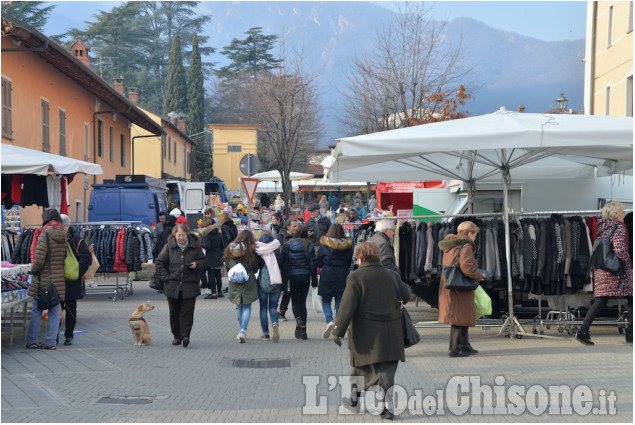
220, 212, 238, 247
60, 215, 93, 346
316, 223, 353, 338
200, 223, 226, 299
155, 224, 206, 348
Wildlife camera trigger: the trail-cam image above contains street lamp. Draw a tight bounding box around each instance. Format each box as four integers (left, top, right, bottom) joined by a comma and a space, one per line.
556, 92, 568, 111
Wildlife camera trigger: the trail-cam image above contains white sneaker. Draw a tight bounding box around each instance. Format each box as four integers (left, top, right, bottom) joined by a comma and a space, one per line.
324, 321, 335, 338
236, 331, 246, 343
272, 324, 280, 343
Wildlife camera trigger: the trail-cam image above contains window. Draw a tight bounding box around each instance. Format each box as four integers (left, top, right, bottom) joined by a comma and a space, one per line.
228, 145, 242, 152
1, 77, 12, 138
168, 136, 171, 160
84, 123, 90, 160
75, 200, 83, 222
627, 76, 633, 117
608, 5, 613, 47
59, 109, 66, 156
173, 141, 177, 164
120, 133, 126, 167
41, 99, 50, 152
183, 146, 187, 173
109, 126, 114, 162
605, 86, 611, 115
97, 119, 104, 157
162, 135, 166, 158
629, 2, 633, 33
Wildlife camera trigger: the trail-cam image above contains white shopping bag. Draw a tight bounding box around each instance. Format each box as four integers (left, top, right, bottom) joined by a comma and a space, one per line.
311, 287, 323, 313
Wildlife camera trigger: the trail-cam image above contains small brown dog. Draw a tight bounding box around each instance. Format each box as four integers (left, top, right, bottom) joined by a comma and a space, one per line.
129, 302, 155, 346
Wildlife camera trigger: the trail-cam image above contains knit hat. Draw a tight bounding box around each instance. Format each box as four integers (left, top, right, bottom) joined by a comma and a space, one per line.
259, 233, 275, 244
308, 203, 320, 212
158, 210, 168, 217
175, 216, 188, 225
42, 208, 62, 225
170, 208, 182, 217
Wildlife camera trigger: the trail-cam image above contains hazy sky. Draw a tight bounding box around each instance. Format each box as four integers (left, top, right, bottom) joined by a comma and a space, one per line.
372, 1, 587, 41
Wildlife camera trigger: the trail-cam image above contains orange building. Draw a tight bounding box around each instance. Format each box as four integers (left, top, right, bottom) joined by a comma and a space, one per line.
1, 18, 162, 225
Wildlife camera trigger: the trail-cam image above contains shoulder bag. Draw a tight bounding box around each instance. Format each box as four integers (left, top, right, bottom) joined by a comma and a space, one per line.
442, 242, 480, 291
64, 240, 80, 281
590, 225, 621, 274
36, 233, 62, 310
391, 271, 420, 348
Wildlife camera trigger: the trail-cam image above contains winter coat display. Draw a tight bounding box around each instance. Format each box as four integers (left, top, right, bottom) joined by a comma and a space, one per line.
28, 224, 67, 302
65, 228, 92, 301
316, 236, 353, 298
200, 224, 225, 269
226, 242, 260, 305
306, 215, 331, 246
155, 234, 206, 300
333, 261, 411, 367
112, 228, 128, 272
592, 219, 633, 298
368, 231, 398, 272
437, 234, 484, 327
221, 220, 238, 247
282, 238, 318, 287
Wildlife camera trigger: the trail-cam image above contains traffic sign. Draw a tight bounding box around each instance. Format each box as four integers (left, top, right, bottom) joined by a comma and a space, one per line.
241, 177, 260, 205
239, 154, 259, 176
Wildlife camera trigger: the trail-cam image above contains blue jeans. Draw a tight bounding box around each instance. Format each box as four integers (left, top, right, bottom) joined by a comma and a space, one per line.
28, 301, 61, 346
322, 295, 342, 323
259, 288, 281, 334
235, 303, 252, 332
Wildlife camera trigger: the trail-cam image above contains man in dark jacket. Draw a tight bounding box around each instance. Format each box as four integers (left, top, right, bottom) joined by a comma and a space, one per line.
153, 214, 176, 259
306, 204, 331, 252
60, 214, 93, 346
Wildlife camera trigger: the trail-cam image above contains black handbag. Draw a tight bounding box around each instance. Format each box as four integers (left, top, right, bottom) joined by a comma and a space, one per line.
443, 242, 480, 291
590, 225, 621, 274
36, 233, 61, 310
391, 271, 420, 348
149, 268, 165, 291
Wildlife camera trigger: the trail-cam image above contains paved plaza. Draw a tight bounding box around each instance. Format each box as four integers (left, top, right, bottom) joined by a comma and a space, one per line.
2, 277, 633, 423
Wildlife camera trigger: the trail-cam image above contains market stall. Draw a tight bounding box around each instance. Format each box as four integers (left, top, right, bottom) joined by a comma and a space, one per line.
329, 109, 633, 338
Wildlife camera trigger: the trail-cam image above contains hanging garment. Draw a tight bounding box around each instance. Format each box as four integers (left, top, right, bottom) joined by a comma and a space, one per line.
20, 175, 48, 207
46, 175, 62, 210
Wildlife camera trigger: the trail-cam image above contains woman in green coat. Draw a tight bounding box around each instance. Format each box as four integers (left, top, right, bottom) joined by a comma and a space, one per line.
224, 230, 261, 343
332, 241, 412, 420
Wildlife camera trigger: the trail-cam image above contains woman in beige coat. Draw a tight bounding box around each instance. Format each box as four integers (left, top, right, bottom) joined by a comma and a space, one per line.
438, 221, 486, 357
27, 209, 67, 350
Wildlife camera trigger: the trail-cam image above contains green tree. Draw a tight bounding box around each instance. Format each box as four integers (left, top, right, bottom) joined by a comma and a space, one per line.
63, 2, 150, 96
163, 33, 188, 116
1, 1, 56, 31
217, 27, 280, 78
187, 34, 210, 180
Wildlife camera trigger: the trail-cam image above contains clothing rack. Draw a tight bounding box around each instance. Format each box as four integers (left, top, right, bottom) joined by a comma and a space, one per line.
72, 221, 142, 302
354, 208, 630, 340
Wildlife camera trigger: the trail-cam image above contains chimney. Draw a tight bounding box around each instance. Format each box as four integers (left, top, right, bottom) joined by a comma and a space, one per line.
113, 76, 125, 95
177, 117, 186, 133
128, 87, 139, 104
70, 37, 90, 67
518, 104, 526, 113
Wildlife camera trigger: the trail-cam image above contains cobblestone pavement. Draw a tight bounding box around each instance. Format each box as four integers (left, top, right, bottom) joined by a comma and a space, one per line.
2, 277, 632, 423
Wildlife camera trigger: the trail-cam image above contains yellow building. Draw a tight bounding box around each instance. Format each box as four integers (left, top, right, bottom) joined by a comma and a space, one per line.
584, 1, 634, 116
129, 91, 194, 181
209, 124, 259, 191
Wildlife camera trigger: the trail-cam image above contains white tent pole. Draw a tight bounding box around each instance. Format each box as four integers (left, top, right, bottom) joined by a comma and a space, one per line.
502, 166, 514, 321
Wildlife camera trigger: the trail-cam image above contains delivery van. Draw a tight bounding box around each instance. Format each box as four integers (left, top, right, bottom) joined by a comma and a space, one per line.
88, 175, 168, 226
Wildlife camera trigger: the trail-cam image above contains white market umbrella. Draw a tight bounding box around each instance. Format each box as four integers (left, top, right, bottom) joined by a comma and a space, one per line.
1, 143, 103, 175
250, 170, 314, 181
330, 109, 633, 337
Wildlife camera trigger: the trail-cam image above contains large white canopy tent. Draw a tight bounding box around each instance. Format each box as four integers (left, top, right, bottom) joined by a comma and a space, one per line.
1, 143, 103, 175
329, 109, 634, 337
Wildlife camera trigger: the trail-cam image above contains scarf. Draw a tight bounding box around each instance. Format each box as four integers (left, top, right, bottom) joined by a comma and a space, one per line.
177, 238, 189, 251
255, 239, 282, 285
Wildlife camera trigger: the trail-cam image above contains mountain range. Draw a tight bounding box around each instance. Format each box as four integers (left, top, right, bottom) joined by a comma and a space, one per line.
44, 1, 586, 146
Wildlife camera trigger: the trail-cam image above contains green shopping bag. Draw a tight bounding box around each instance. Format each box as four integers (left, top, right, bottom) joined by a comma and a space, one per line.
474, 285, 492, 319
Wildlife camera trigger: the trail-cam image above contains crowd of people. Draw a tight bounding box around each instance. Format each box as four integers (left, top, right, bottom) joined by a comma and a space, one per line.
24, 197, 632, 419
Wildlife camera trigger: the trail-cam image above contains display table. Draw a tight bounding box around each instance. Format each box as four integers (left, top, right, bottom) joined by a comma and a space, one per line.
1, 296, 32, 346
